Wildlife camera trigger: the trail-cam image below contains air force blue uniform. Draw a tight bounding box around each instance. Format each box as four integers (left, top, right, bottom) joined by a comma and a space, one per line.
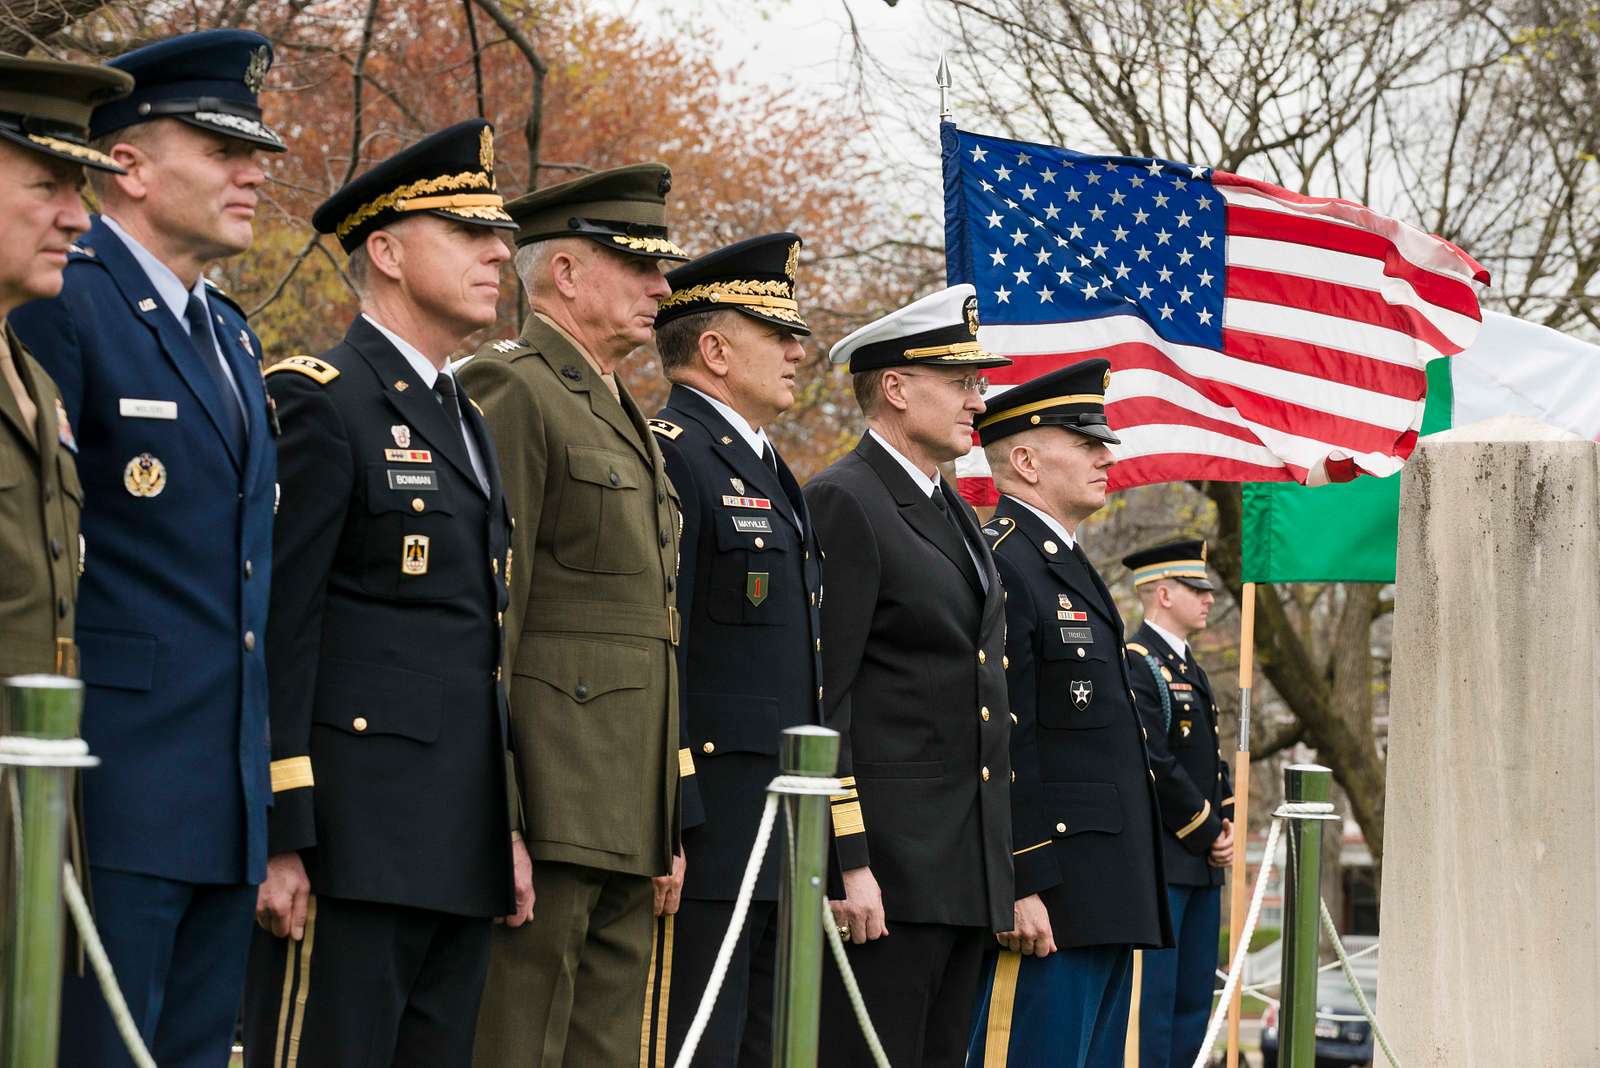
8, 28, 284, 1068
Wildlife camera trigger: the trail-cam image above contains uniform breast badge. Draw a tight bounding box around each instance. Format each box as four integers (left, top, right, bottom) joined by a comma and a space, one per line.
123, 452, 167, 497
1069, 679, 1093, 710
391, 424, 411, 448
55, 398, 77, 452
746, 571, 769, 606
730, 478, 745, 495
402, 534, 430, 575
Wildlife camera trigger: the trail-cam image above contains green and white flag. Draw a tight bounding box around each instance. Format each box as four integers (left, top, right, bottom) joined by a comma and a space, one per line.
1241, 312, 1600, 583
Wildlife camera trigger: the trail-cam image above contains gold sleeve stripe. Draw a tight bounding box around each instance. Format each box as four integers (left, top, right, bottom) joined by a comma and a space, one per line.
678, 748, 696, 778
1012, 840, 1051, 857
1220, 795, 1235, 807
829, 789, 859, 803
1175, 799, 1212, 840
270, 756, 314, 793
831, 800, 865, 837
836, 775, 856, 788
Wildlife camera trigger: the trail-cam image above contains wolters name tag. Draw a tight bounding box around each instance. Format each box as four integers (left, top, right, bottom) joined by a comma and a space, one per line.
386, 469, 439, 491
119, 398, 178, 420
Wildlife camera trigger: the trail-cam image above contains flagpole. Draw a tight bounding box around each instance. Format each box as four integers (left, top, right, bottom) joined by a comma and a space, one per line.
1226, 582, 1255, 1068
936, 52, 952, 122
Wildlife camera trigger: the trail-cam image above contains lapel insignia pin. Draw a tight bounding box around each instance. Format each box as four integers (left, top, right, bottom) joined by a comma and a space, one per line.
137, 298, 157, 312
492, 339, 520, 353
561, 365, 583, 381
402, 534, 430, 576
238, 329, 254, 358
391, 424, 411, 448
731, 478, 745, 495
394, 380, 409, 392
123, 452, 167, 498
720, 436, 734, 445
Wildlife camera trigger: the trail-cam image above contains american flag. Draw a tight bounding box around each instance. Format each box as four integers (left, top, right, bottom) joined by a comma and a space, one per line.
940, 124, 1490, 500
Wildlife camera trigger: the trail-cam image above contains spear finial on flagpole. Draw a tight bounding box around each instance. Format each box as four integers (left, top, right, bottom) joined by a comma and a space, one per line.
937, 52, 953, 123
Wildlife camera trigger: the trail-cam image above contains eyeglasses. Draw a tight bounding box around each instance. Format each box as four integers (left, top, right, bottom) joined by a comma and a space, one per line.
895, 371, 991, 397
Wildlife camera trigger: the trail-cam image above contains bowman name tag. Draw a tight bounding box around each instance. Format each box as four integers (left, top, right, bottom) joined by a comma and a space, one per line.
386, 469, 439, 491
119, 398, 178, 420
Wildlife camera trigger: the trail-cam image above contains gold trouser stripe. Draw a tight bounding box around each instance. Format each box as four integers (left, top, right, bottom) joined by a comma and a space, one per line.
1175, 799, 1212, 840
983, 949, 1022, 1068
272, 895, 318, 1068
639, 914, 675, 1067
1124, 950, 1143, 1067
270, 756, 314, 793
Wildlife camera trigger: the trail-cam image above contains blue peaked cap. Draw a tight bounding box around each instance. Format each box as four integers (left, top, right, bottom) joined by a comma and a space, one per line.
91, 29, 286, 151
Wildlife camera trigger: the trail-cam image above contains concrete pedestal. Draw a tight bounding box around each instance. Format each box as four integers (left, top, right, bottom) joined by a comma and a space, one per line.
1379, 416, 1600, 1064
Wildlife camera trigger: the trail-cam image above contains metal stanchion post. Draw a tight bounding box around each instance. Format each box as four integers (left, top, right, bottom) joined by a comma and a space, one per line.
771, 725, 839, 1068
1277, 763, 1337, 1068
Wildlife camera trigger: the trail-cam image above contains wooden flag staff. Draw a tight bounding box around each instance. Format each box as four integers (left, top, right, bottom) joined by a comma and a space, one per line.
1225, 582, 1255, 1068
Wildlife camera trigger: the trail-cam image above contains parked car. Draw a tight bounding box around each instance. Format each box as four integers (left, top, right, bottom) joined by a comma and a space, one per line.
1259, 967, 1377, 1068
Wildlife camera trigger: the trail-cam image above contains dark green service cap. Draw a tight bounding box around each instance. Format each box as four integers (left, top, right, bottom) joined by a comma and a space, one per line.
0, 56, 133, 173
507, 162, 688, 260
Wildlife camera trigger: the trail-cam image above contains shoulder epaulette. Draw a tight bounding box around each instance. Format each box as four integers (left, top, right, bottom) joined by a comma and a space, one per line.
1125, 642, 1149, 656
981, 515, 1017, 550
648, 418, 684, 440
67, 243, 95, 259
202, 276, 245, 315
265, 354, 340, 384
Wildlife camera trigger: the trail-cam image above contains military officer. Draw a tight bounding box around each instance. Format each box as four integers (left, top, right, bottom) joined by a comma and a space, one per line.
1121, 539, 1235, 1068
239, 119, 527, 1068
804, 284, 1014, 1068
0, 57, 131, 679
642, 233, 824, 1066
10, 31, 284, 1068
458, 163, 688, 1067
966, 360, 1172, 1067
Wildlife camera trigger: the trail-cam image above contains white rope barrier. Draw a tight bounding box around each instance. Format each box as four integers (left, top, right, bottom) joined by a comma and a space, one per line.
1189, 815, 1283, 1068
62, 862, 157, 1068
822, 898, 891, 1067
1320, 898, 1400, 1067
0, 734, 97, 767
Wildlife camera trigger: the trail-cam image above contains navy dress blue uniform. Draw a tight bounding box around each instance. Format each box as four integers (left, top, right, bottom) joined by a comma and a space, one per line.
640, 233, 825, 1067
8, 30, 284, 1068
1121, 541, 1234, 1068
239, 121, 520, 1068
806, 285, 1015, 1068
965, 361, 1171, 1068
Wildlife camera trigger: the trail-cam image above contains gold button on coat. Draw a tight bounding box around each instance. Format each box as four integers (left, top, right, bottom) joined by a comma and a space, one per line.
353, 717, 368, 732
981, 706, 990, 721
411, 498, 425, 512
1076, 648, 1085, 658
981, 766, 990, 782
754, 537, 765, 549
243, 631, 256, 652
978, 650, 987, 664
1055, 822, 1067, 833
702, 741, 715, 754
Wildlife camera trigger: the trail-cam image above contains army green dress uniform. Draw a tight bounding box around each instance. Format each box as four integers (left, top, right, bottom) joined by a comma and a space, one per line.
0, 59, 130, 678
458, 163, 690, 1068
240, 121, 521, 1068
642, 234, 826, 1067
1121, 539, 1234, 1068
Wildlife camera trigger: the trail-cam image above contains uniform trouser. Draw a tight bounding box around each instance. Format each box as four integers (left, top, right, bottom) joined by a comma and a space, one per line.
1134, 883, 1221, 1068
649, 898, 777, 1067
818, 920, 989, 1068
471, 861, 654, 1067
967, 942, 1134, 1067
241, 893, 491, 1068
59, 866, 254, 1068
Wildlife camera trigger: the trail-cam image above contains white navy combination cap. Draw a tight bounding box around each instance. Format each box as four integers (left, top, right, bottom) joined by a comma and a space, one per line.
829, 283, 1013, 373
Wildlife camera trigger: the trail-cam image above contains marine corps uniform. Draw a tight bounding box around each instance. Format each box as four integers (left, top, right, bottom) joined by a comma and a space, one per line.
10, 32, 286, 1068
241, 120, 520, 1068
966, 360, 1171, 1068
806, 285, 1015, 1068
459, 163, 689, 1068
642, 234, 825, 1066
1122, 540, 1234, 1068
0, 57, 132, 678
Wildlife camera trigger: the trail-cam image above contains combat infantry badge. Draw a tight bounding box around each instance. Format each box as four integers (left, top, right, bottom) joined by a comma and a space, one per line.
1069, 679, 1092, 711
402, 534, 430, 575
124, 453, 166, 498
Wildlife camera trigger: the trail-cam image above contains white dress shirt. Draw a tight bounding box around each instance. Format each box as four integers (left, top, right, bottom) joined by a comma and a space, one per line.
871, 428, 984, 586
1145, 618, 1189, 659
363, 314, 490, 493
1008, 495, 1078, 551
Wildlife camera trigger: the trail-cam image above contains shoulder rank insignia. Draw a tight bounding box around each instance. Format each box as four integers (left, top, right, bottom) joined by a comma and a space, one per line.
490, 339, 522, 353
265, 354, 340, 384
1125, 642, 1149, 656
68, 243, 94, 258
648, 418, 684, 440
982, 515, 1017, 550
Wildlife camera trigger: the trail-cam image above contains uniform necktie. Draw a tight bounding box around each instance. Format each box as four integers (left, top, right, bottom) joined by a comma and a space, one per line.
761, 442, 778, 474
432, 371, 469, 449
185, 293, 244, 448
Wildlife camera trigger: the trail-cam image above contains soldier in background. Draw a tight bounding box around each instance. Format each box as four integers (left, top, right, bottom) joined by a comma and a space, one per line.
1121, 539, 1235, 1068
967, 360, 1171, 1067
805, 284, 1015, 1068
242, 119, 528, 1068
644, 233, 824, 1066
0, 57, 130, 678
11, 31, 284, 1067
459, 163, 689, 1067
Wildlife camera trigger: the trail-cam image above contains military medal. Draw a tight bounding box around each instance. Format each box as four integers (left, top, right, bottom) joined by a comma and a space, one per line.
402, 534, 430, 575
384, 448, 432, 463
391, 424, 411, 448
746, 571, 769, 606
123, 452, 167, 498
722, 495, 771, 509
